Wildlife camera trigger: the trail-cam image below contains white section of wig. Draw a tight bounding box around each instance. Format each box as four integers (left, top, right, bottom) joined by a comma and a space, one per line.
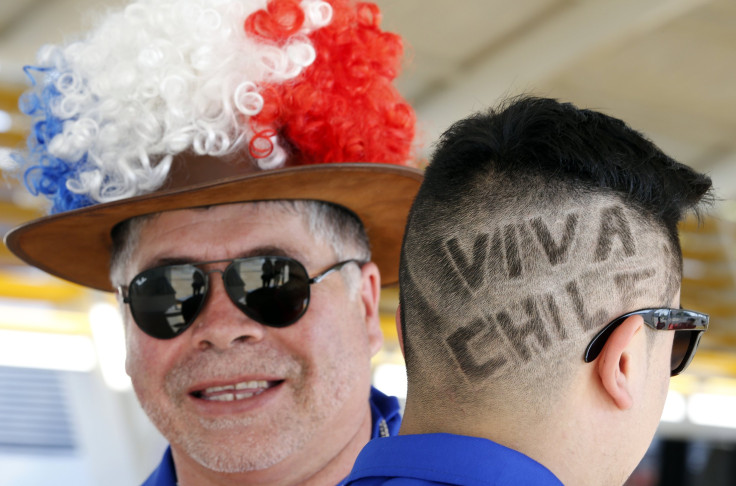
35, 0, 332, 204
302, 0, 333, 30
257, 135, 287, 170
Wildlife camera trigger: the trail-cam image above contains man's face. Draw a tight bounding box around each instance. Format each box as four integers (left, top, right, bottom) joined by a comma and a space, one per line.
122, 202, 383, 476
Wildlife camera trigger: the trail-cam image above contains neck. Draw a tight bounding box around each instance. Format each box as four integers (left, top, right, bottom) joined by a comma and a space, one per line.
401, 399, 589, 483
174, 405, 373, 486
400, 375, 629, 486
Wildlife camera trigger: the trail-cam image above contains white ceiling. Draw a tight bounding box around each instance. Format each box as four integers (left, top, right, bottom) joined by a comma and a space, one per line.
379, 0, 736, 201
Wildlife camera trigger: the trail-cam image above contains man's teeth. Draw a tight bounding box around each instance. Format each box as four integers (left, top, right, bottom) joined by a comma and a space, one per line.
207, 391, 261, 401
199, 380, 270, 401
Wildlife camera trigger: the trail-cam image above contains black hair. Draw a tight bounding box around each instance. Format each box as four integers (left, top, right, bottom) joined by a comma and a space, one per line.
422, 96, 711, 232
398, 96, 713, 395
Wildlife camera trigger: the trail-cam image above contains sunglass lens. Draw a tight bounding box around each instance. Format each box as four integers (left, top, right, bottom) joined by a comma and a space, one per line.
129, 265, 205, 339
670, 331, 694, 375
228, 257, 310, 327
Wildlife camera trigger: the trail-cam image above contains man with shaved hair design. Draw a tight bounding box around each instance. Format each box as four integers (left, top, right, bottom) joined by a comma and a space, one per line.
346, 96, 712, 486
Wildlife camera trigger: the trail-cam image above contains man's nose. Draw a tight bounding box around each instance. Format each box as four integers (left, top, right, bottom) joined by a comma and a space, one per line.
188, 271, 267, 351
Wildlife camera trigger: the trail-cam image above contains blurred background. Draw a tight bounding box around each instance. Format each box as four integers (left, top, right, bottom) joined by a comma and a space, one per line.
0, 0, 734, 484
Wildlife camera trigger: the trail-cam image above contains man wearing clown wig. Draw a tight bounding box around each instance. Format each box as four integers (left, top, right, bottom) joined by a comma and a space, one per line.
4, 1, 420, 484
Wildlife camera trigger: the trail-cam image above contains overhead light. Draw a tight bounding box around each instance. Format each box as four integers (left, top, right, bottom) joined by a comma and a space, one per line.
373, 363, 407, 400
0, 329, 96, 372
89, 302, 131, 392
0, 300, 95, 371
0, 110, 11, 133
688, 393, 736, 429
0, 148, 15, 171
660, 390, 686, 422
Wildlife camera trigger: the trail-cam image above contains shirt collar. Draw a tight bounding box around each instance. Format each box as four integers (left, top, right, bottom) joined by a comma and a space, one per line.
348, 433, 563, 486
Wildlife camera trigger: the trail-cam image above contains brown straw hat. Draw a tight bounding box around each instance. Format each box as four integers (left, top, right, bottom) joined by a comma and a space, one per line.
5, 158, 422, 291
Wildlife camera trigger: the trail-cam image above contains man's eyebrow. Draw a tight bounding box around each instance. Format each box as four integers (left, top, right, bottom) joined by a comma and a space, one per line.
239, 246, 293, 258
139, 246, 302, 270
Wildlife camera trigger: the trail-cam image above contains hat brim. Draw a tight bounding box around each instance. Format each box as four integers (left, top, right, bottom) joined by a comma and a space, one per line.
4, 163, 423, 291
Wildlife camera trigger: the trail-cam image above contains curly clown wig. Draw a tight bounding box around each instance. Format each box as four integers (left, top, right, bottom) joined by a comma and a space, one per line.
14, 0, 416, 214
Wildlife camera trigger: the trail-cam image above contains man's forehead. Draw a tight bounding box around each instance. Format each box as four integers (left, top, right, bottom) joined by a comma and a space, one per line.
129, 201, 318, 264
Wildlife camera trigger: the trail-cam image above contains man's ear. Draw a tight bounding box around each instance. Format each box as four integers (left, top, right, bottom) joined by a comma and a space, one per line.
597, 314, 645, 411
358, 261, 383, 356
395, 305, 405, 357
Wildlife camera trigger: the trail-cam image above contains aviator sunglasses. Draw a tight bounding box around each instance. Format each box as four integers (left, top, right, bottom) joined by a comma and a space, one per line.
583, 308, 709, 376
118, 256, 363, 339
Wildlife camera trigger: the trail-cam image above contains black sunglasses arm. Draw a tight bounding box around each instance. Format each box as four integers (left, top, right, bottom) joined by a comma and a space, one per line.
308, 259, 365, 284
584, 308, 709, 364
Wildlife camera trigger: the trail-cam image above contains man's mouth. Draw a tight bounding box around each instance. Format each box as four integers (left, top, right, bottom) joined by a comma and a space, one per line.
190, 380, 281, 402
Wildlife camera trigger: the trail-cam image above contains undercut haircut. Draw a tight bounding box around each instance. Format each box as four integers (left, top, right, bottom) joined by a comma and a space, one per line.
399, 96, 712, 409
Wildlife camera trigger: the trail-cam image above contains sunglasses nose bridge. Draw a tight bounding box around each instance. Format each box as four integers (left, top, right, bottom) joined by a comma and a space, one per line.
195, 265, 227, 290
196, 267, 229, 301
187, 266, 269, 347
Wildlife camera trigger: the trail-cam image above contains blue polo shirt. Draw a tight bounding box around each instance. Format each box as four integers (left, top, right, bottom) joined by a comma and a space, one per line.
141, 387, 401, 486
345, 433, 563, 486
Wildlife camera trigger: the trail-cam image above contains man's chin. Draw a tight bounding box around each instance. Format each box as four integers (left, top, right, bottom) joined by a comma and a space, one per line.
169, 418, 311, 474
186, 442, 296, 474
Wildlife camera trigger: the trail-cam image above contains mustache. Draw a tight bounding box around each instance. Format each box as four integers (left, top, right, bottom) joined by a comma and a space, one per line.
164, 343, 304, 395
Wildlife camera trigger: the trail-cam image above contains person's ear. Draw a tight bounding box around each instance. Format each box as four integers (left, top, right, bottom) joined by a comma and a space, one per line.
395, 305, 405, 357
597, 314, 645, 411
358, 261, 383, 356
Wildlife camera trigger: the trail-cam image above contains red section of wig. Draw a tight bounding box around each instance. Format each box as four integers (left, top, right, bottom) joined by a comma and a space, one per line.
245, 0, 415, 165
245, 0, 305, 41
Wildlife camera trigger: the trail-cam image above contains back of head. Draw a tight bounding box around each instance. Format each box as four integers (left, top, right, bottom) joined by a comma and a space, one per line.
399, 96, 711, 413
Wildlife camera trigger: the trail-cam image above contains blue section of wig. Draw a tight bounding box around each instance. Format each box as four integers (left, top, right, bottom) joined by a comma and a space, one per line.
18, 65, 94, 214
